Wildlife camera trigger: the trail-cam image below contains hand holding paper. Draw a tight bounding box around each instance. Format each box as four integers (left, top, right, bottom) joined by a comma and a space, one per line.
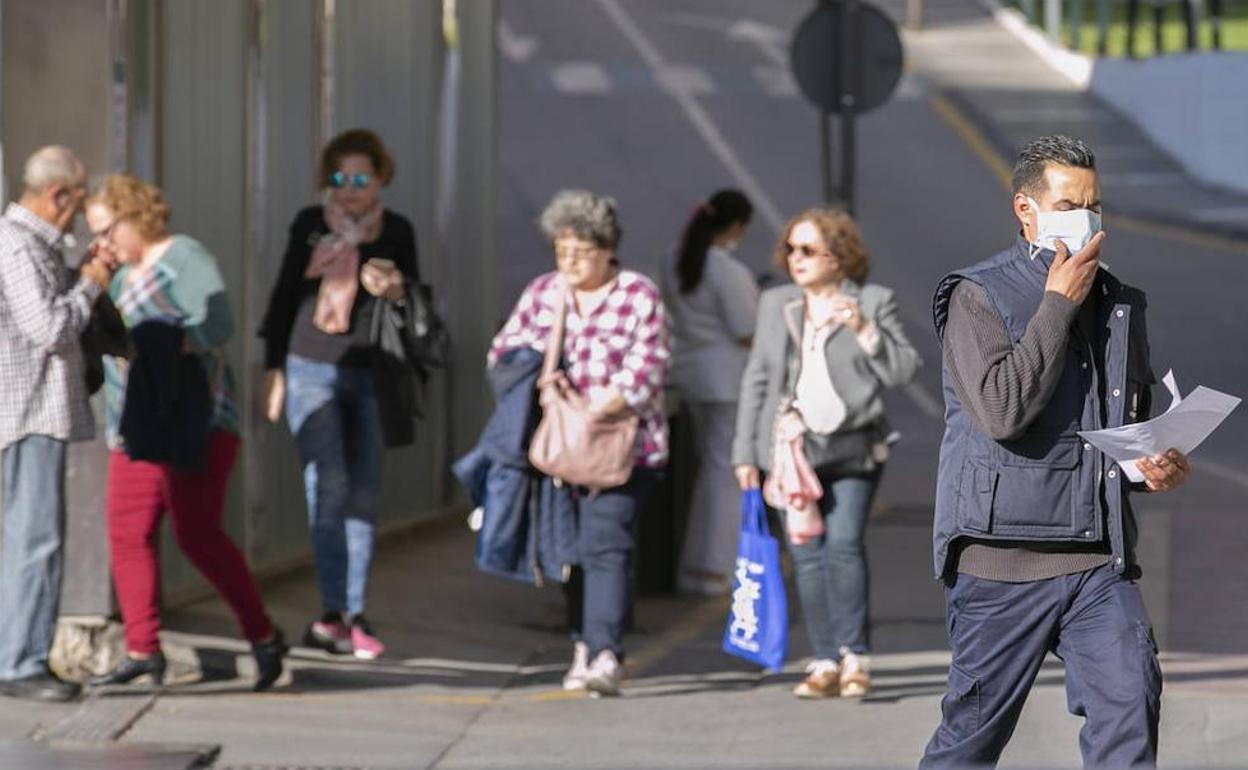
1077, 370, 1241, 484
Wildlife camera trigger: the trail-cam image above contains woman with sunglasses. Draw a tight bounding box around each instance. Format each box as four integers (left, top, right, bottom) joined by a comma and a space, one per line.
260, 128, 420, 660
732, 208, 920, 699
83, 174, 286, 691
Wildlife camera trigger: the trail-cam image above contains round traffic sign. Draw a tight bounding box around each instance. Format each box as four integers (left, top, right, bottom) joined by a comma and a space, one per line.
790, 1, 905, 114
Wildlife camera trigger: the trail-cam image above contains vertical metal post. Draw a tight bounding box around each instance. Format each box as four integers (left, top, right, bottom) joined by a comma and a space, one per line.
243, 0, 269, 562
1096, 0, 1111, 55
1045, 0, 1063, 42
840, 0, 858, 216
1071, 0, 1086, 51
316, 0, 336, 152
906, 0, 924, 30
1211, 0, 1224, 49
1182, 0, 1198, 50
820, 111, 835, 204
1152, 1, 1165, 55
1127, 0, 1140, 56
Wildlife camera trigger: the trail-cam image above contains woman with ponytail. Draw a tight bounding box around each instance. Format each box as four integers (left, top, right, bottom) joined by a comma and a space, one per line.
660, 189, 758, 595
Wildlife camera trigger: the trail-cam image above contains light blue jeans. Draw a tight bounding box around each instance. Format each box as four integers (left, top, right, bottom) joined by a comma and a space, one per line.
285, 355, 384, 619
786, 468, 882, 660
0, 435, 67, 680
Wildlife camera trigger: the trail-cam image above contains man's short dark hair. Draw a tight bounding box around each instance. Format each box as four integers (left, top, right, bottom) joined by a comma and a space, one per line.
1011, 135, 1096, 196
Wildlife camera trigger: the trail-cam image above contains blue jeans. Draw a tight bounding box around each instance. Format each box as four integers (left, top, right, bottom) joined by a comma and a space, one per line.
0, 435, 67, 680
565, 469, 660, 658
785, 468, 881, 660
285, 355, 384, 618
920, 565, 1161, 769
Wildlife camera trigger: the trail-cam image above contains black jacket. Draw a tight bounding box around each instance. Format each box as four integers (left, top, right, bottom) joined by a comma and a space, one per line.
119, 321, 213, 470
369, 281, 449, 448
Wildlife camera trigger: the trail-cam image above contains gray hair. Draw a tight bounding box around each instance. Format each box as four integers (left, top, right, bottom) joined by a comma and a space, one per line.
539, 189, 621, 249
23, 146, 86, 193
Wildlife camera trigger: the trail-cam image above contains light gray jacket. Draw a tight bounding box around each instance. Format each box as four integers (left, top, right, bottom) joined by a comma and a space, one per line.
731, 281, 922, 470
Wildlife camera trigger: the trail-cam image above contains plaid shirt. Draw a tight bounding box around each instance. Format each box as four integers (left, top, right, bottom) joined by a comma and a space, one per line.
0, 204, 99, 450
490, 269, 670, 467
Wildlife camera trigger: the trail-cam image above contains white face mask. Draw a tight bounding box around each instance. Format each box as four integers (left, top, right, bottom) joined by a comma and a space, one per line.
1028, 197, 1102, 256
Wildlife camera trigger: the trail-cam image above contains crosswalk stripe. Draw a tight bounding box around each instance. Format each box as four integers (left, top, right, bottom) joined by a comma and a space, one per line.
549, 61, 613, 95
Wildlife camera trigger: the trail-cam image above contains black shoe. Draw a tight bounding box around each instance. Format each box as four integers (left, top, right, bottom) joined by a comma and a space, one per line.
252, 628, 288, 692
89, 653, 167, 687
303, 611, 352, 654
0, 672, 82, 702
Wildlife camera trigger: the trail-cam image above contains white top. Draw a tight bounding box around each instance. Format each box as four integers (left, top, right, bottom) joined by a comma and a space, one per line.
793, 307, 882, 435
661, 246, 760, 403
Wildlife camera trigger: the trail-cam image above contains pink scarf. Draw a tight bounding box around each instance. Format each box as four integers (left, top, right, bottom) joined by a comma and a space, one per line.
304, 200, 384, 335
764, 409, 826, 545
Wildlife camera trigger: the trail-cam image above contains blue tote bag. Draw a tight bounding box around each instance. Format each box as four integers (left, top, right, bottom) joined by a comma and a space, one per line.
722, 489, 788, 671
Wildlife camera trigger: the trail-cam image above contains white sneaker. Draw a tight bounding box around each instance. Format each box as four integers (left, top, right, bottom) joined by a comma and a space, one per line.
562, 642, 591, 691
584, 650, 622, 697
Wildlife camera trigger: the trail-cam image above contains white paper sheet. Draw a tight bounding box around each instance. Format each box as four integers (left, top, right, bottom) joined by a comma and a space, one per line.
1077, 370, 1241, 483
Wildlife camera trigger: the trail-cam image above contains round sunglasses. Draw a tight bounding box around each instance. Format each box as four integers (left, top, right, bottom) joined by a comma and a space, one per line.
329, 171, 372, 190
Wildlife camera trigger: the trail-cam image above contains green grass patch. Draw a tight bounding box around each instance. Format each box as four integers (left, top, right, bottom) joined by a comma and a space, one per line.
1009, 0, 1248, 56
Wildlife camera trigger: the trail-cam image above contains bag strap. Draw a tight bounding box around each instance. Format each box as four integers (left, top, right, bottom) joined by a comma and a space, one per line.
541, 279, 570, 378
741, 489, 767, 536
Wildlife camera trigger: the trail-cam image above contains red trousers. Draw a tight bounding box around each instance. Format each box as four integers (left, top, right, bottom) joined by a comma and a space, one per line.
105, 431, 273, 655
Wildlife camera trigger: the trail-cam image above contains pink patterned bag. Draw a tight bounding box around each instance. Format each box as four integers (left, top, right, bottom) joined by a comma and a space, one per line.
763, 409, 825, 545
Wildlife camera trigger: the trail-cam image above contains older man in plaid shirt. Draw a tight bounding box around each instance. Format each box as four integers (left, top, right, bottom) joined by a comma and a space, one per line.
0, 146, 114, 702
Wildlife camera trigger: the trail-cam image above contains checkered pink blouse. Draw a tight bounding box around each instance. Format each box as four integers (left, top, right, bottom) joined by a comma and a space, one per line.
489, 269, 670, 468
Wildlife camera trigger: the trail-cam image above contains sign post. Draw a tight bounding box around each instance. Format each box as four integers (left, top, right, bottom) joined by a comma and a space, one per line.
790, 0, 903, 214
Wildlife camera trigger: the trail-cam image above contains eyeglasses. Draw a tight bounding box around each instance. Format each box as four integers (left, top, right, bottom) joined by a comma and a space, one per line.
329, 171, 372, 190
785, 242, 832, 260
554, 243, 602, 263
89, 217, 123, 241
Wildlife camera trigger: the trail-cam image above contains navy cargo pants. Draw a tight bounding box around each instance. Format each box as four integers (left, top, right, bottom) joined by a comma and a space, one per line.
920, 564, 1162, 769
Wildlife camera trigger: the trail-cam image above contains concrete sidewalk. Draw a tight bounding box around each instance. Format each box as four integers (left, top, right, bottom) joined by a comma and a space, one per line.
895, 0, 1248, 243
0, 509, 1243, 768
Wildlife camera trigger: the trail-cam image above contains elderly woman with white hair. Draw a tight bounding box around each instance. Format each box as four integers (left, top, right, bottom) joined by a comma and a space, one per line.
489, 190, 670, 696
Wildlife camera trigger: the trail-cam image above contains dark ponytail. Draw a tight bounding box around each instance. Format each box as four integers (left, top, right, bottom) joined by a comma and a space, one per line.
675, 189, 753, 294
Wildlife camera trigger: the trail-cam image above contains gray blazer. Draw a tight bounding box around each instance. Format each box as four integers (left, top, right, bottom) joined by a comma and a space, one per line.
731, 281, 922, 470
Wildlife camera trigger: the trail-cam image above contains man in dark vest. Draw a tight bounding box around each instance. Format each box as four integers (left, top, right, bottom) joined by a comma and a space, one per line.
919, 135, 1190, 768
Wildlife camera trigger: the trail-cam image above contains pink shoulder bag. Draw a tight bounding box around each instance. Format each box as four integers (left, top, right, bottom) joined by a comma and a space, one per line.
527, 282, 639, 491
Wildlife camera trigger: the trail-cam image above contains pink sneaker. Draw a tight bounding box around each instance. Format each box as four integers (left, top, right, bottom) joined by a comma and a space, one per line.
350, 616, 385, 660
304, 612, 352, 654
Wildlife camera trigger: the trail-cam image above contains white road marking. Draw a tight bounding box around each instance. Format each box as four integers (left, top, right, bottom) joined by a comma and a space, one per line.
894, 72, 928, 101
498, 18, 538, 63
549, 61, 613, 96
754, 66, 798, 98
657, 64, 716, 97
727, 19, 789, 68
594, 0, 784, 231
594, 0, 948, 420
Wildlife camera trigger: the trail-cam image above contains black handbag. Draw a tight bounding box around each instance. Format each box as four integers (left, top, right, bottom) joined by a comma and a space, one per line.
369, 282, 451, 448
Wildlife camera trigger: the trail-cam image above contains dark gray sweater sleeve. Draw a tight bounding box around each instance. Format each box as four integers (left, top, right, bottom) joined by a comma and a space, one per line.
943, 281, 1079, 441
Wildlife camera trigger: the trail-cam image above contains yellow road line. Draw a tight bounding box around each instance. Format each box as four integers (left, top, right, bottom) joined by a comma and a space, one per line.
928, 93, 1248, 255
625, 597, 730, 677
416, 694, 495, 705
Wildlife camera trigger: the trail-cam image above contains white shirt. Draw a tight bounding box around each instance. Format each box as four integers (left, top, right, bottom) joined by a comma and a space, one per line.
793, 310, 881, 435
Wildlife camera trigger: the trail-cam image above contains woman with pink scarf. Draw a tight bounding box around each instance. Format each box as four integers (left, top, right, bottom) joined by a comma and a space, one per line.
259, 129, 419, 660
